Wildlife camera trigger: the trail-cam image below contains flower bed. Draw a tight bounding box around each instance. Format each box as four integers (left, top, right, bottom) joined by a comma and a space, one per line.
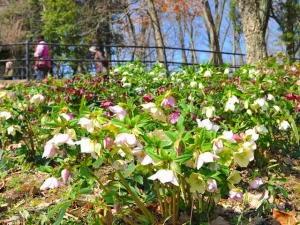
0, 56, 299, 224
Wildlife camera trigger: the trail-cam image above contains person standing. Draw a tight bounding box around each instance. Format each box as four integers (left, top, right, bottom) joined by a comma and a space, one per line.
34, 34, 51, 80
89, 46, 109, 76
4, 59, 14, 80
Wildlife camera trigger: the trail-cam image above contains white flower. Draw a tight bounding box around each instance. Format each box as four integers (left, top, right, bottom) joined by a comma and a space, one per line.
78, 118, 97, 133
75, 137, 100, 158
196, 119, 220, 132
224, 68, 230, 75
273, 105, 281, 112
278, 121, 290, 130
254, 125, 268, 134
202, 106, 215, 118
267, 94, 275, 101
121, 77, 127, 82
122, 83, 131, 88
203, 70, 212, 77
251, 98, 268, 111
190, 81, 198, 88
148, 169, 179, 186
114, 68, 120, 73
7, 125, 21, 136
245, 129, 259, 142
149, 71, 155, 76
225, 95, 239, 112
0, 111, 12, 120
198, 83, 204, 89
30, 94, 45, 104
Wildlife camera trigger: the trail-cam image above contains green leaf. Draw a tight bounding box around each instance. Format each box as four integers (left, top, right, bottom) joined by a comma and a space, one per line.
174, 151, 193, 164
165, 131, 177, 143
53, 203, 70, 225
289, 115, 299, 144
48, 200, 72, 218
77, 188, 93, 195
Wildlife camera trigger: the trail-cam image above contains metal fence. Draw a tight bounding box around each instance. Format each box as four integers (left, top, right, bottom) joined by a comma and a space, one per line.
0, 41, 246, 81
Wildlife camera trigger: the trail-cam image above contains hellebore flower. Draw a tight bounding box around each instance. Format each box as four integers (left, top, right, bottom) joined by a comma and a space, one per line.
225, 95, 239, 112
169, 110, 180, 124
142, 95, 153, 102
251, 98, 268, 111
0, 111, 12, 120
196, 119, 220, 132
7, 125, 21, 136
233, 147, 254, 167
78, 117, 100, 133
229, 189, 244, 201
61, 169, 70, 183
42, 133, 75, 158
114, 133, 142, 155
190, 81, 198, 88
161, 96, 176, 109
101, 100, 113, 108
141, 103, 167, 122
196, 152, 219, 169
206, 179, 218, 192
254, 125, 268, 135
202, 106, 215, 118
109, 105, 127, 121
278, 120, 290, 130
113, 160, 128, 170
186, 173, 206, 193
30, 94, 45, 104
148, 169, 179, 186
245, 129, 259, 142
42, 143, 60, 158
203, 70, 212, 77
75, 137, 101, 158
40, 177, 63, 190
104, 137, 114, 150
249, 177, 263, 189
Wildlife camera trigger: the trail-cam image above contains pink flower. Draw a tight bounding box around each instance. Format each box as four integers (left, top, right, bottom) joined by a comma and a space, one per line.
161, 96, 176, 109
229, 189, 244, 201
104, 137, 114, 150
249, 177, 263, 189
109, 105, 126, 121
42, 143, 60, 158
169, 110, 180, 124
101, 100, 113, 108
196, 152, 219, 169
61, 169, 71, 183
42, 134, 75, 158
40, 177, 63, 190
148, 169, 179, 186
206, 179, 218, 192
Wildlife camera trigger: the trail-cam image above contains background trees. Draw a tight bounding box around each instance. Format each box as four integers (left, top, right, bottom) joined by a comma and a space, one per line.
1, 0, 300, 68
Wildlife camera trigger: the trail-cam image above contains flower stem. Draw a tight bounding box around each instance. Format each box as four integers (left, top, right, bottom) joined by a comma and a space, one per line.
153, 180, 165, 218
116, 171, 156, 224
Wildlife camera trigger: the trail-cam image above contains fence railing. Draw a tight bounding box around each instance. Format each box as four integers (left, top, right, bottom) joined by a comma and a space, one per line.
0, 41, 246, 81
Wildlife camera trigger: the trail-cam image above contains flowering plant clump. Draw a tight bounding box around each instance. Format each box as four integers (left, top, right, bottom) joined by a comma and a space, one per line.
0, 57, 298, 224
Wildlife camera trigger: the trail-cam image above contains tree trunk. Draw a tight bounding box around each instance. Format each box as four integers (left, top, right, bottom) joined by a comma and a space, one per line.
237, 0, 271, 64
201, 1, 223, 66
183, 20, 198, 65
146, 0, 166, 66
176, 14, 187, 64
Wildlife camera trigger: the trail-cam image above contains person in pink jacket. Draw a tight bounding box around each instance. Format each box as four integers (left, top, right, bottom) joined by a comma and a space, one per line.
34, 34, 51, 80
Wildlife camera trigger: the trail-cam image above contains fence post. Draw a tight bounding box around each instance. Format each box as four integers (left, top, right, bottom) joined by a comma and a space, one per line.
25, 41, 30, 81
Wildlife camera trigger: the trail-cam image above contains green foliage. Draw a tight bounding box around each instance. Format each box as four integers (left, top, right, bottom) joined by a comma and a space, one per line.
0, 57, 297, 224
